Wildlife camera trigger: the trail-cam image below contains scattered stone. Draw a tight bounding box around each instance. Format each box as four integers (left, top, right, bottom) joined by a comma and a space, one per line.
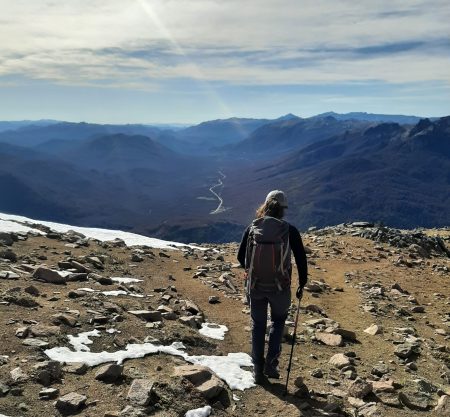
435, 395, 450, 416
348, 378, 373, 399
95, 364, 123, 383
394, 343, 414, 359
22, 338, 49, 348
52, 313, 78, 327
311, 368, 324, 378
127, 379, 157, 406
179, 316, 199, 328
0, 270, 20, 280
56, 392, 87, 414
10, 367, 29, 383
208, 295, 220, 304
398, 392, 430, 411
371, 379, 396, 393
33, 360, 62, 386
329, 353, 352, 369
364, 324, 383, 335
128, 310, 162, 322
64, 362, 88, 375
33, 266, 66, 284
316, 332, 343, 346
39, 387, 59, 400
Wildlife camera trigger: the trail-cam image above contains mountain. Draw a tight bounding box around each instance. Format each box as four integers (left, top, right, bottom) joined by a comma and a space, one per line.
55, 133, 183, 172
0, 114, 448, 242
175, 117, 271, 148
315, 111, 428, 124
220, 117, 450, 232
0, 122, 164, 147
0, 119, 60, 133
229, 116, 372, 157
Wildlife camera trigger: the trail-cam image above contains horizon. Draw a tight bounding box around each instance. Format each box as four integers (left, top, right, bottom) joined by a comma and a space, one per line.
1, 1, 449, 123
0, 110, 447, 127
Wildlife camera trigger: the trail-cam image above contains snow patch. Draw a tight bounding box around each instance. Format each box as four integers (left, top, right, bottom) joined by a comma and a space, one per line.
68, 330, 101, 352
0, 212, 204, 250
111, 277, 143, 284
44, 339, 254, 390
187, 352, 254, 390
199, 322, 228, 340
0, 219, 44, 235
77, 287, 144, 298
185, 405, 212, 417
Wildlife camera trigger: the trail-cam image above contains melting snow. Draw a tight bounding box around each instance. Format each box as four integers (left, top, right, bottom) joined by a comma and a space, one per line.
77, 287, 144, 298
199, 322, 228, 340
0, 212, 204, 250
185, 405, 212, 417
111, 277, 143, 284
68, 329, 101, 352
44, 332, 254, 390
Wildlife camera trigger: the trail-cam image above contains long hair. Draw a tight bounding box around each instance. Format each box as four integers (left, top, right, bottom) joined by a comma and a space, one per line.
255, 198, 285, 219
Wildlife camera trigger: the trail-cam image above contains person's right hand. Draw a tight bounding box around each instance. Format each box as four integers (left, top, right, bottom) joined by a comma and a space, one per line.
296, 286, 303, 300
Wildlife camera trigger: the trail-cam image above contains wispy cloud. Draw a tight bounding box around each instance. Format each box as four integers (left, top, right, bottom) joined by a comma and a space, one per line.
0, 0, 449, 121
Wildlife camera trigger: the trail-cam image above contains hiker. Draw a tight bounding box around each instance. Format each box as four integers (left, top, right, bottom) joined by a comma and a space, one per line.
237, 190, 308, 384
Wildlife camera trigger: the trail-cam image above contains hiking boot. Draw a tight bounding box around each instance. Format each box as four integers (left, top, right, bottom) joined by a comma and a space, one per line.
264, 361, 280, 379
253, 367, 266, 385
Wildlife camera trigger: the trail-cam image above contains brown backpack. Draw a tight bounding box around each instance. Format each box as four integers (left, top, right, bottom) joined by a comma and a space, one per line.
245, 216, 291, 292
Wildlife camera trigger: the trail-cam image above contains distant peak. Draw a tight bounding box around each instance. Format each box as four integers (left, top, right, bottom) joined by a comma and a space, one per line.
276, 113, 299, 121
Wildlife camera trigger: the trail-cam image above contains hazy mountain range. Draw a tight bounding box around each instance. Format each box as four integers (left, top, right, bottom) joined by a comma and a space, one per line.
0, 112, 448, 242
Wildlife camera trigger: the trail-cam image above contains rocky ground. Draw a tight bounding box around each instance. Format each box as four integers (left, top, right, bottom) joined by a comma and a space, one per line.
0, 221, 449, 417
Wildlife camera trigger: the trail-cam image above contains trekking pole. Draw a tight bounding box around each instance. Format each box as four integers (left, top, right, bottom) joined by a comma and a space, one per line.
283, 294, 302, 396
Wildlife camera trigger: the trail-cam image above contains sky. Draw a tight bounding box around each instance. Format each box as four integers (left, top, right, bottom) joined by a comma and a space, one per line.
0, 0, 449, 124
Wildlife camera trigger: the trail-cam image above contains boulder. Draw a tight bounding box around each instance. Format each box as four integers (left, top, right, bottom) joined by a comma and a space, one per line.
364, 324, 383, 335
127, 379, 157, 406
316, 332, 343, 347
39, 387, 59, 400
95, 364, 123, 383
329, 353, 352, 369
348, 378, 373, 399
33, 360, 62, 386
128, 310, 162, 322
435, 395, 450, 416
56, 392, 87, 414
33, 266, 66, 284
173, 365, 224, 400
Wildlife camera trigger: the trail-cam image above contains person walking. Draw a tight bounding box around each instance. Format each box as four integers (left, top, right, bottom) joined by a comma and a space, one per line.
237, 190, 308, 384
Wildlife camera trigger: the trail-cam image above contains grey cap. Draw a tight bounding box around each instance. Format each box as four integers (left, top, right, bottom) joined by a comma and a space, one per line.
265, 190, 288, 208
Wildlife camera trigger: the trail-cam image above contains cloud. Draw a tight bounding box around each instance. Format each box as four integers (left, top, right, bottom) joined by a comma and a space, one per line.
0, 0, 449, 110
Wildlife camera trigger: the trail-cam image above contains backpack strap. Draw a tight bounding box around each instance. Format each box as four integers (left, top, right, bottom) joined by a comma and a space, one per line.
247, 242, 257, 289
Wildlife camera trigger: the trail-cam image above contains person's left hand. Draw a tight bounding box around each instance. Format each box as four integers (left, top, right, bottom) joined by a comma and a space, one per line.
296, 286, 303, 300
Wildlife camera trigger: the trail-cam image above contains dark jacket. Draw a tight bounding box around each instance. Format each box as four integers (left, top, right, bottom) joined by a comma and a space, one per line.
237, 221, 308, 288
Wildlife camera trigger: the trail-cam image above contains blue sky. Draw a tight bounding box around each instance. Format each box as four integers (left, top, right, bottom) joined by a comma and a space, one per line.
0, 0, 449, 124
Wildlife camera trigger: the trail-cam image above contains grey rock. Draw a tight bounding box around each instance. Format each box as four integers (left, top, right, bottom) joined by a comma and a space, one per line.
0, 270, 20, 280
39, 387, 59, 400
394, 343, 414, 359
63, 362, 88, 375
316, 332, 343, 347
33, 360, 62, 386
329, 353, 352, 369
435, 395, 450, 416
10, 367, 29, 383
52, 313, 78, 327
398, 391, 430, 410
127, 379, 156, 406
348, 378, 373, 399
33, 266, 66, 284
128, 310, 162, 322
22, 338, 49, 348
56, 392, 87, 414
95, 364, 123, 383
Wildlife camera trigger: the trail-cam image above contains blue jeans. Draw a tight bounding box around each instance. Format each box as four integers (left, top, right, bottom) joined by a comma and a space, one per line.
250, 287, 291, 369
